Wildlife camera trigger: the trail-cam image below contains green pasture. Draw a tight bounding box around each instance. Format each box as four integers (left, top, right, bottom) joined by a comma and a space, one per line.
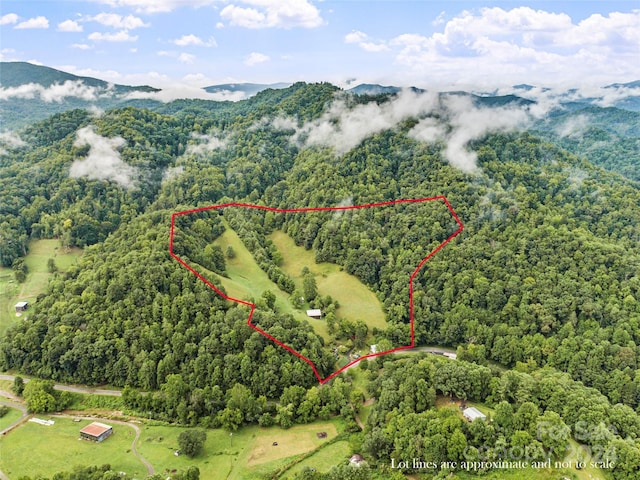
136, 419, 342, 480
286, 440, 351, 477
212, 222, 323, 337
269, 230, 386, 330
0, 406, 22, 432
0, 239, 82, 337
0, 416, 146, 479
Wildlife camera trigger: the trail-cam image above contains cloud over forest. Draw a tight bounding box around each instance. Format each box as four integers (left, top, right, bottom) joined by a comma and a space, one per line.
70, 126, 137, 188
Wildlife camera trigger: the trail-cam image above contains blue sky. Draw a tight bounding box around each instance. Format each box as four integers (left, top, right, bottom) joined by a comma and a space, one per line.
1, 1, 639, 89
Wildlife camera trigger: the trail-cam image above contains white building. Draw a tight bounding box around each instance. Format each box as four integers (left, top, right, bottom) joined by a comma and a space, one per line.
463, 407, 486, 422
306, 309, 322, 319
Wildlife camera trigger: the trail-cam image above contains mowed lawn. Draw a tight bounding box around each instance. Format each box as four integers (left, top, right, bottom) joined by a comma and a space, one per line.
0, 416, 146, 478
0, 406, 23, 431
0, 239, 82, 337
269, 230, 386, 330
136, 420, 342, 480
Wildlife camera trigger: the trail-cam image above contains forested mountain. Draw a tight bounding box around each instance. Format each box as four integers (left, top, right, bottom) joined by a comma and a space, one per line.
0, 62, 158, 92
2, 81, 640, 478
0, 62, 160, 129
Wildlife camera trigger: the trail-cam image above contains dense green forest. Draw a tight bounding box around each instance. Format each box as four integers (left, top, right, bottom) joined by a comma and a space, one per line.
2, 82, 640, 478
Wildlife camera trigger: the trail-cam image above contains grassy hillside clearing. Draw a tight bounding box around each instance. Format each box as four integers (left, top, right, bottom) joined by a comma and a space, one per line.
269, 230, 386, 330
0, 239, 82, 337
211, 221, 330, 340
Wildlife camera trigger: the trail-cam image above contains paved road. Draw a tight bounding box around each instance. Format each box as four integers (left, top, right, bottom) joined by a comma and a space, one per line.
0, 375, 122, 397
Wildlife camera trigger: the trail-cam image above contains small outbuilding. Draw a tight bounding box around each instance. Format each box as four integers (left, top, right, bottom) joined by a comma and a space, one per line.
306, 309, 322, 319
463, 407, 486, 422
15, 301, 28, 313
80, 422, 113, 442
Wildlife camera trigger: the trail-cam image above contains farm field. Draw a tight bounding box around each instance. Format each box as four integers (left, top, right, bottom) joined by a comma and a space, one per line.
0, 239, 82, 337
269, 230, 386, 331
0, 415, 145, 478
0, 412, 345, 479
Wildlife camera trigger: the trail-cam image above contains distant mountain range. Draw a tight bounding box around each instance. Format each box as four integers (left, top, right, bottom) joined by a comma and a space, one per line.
1, 62, 639, 130
1, 61, 159, 93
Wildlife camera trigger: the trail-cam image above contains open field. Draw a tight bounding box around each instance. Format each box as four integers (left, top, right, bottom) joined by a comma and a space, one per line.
0, 239, 82, 337
212, 221, 325, 337
135, 420, 343, 480
0, 415, 146, 478
0, 406, 22, 431
246, 422, 338, 466
1, 410, 346, 480
270, 230, 386, 330
286, 440, 351, 476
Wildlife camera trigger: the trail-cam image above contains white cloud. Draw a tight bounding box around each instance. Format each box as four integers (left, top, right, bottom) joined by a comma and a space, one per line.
555, 114, 590, 138
185, 132, 226, 156
71, 43, 92, 50
89, 13, 149, 30
156, 50, 196, 63
384, 7, 640, 87
0, 48, 17, 61
245, 52, 270, 66
345, 30, 389, 52
70, 126, 137, 188
345, 30, 367, 44
89, 30, 138, 42
179, 52, 196, 64
293, 89, 539, 172
0, 13, 19, 25
221, 0, 323, 29
163, 165, 184, 182
294, 89, 440, 155
15, 16, 49, 29
172, 34, 217, 47
0, 80, 106, 102
123, 86, 246, 102
58, 20, 83, 32
0, 131, 27, 156
96, 0, 214, 14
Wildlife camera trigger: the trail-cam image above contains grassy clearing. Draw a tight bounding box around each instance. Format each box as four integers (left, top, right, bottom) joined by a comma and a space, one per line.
269, 230, 386, 330
136, 420, 343, 480
0, 406, 22, 431
287, 440, 351, 476
0, 239, 82, 337
212, 221, 322, 337
0, 415, 145, 479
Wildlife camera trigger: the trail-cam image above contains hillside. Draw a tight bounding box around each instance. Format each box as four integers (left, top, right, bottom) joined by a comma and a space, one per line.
0, 62, 159, 92
2, 82, 640, 478
0, 62, 159, 129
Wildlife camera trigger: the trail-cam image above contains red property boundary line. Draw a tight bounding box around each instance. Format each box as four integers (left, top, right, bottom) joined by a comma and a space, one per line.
169, 197, 464, 384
